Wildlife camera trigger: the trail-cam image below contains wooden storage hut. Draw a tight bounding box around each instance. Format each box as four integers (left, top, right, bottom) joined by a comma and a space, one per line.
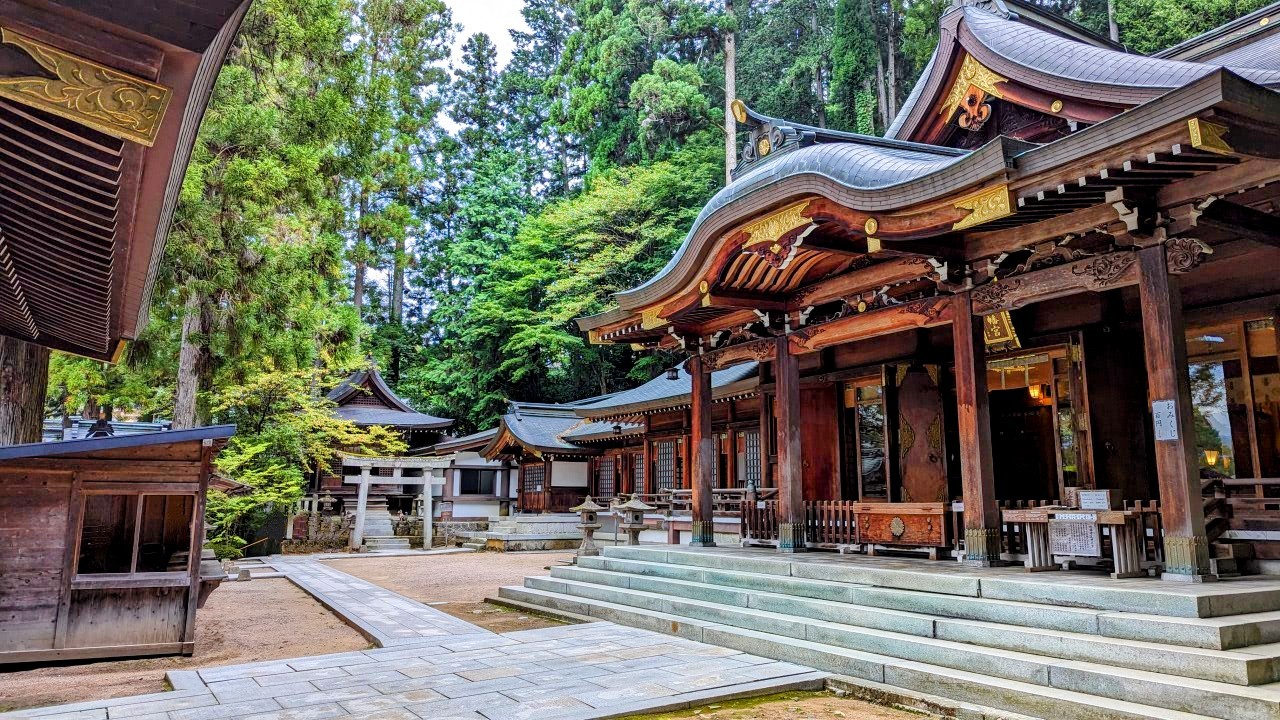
0, 425, 234, 664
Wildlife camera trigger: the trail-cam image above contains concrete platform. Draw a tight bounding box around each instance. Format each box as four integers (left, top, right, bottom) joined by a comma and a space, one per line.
459, 514, 585, 552
504, 544, 1280, 719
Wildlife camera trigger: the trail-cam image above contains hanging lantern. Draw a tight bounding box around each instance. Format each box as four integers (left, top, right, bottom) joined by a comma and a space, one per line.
667, 367, 680, 381
1204, 449, 1221, 466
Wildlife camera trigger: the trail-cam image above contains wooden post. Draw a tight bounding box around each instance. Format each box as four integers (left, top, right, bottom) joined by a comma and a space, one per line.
954, 292, 1002, 566
351, 465, 371, 550
759, 392, 773, 489
775, 337, 807, 552
689, 354, 716, 546
1137, 245, 1214, 581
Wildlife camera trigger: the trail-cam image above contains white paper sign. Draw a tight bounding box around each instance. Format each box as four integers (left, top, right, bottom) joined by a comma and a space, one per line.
1078, 490, 1113, 511
1152, 400, 1179, 441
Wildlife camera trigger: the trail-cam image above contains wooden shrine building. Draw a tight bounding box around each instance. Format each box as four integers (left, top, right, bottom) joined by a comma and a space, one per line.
0, 426, 234, 664
578, 0, 1280, 580
301, 365, 453, 545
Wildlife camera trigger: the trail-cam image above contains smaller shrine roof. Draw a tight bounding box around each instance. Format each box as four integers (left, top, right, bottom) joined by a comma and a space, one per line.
327, 366, 454, 430
482, 402, 603, 459
574, 363, 760, 419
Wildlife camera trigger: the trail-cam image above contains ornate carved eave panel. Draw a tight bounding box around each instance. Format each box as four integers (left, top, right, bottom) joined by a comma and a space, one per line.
970, 251, 1139, 315
939, 54, 1008, 132
0, 27, 171, 146
789, 296, 955, 355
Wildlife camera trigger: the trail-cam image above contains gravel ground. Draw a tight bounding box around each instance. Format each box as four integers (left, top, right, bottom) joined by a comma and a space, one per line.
0, 579, 370, 712
622, 691, 917, 719
324, 550, 576, 632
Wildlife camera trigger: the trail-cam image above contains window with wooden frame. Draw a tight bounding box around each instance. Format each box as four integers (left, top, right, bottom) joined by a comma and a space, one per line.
1187, 319, 1280, 484
459, 469, 496, 495
736, 429, 761, 488
521, 463, 546, 492
596, 456, 616, 498
632, 452, 645, 494
843, 377, 887, 500
653, 438, 679, 491
77, 493, 196, 576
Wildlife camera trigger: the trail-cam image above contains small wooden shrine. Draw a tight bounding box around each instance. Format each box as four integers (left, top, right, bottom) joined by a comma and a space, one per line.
0, 426, 234, 664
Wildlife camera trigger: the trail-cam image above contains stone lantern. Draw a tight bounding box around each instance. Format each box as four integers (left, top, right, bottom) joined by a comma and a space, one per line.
617, 494, 655, 546
570, 496, 606, 558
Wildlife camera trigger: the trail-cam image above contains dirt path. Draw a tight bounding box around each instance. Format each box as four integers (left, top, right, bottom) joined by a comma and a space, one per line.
324, 551, 576, 632
0, 579, 369, 712
622, 691, 918, 719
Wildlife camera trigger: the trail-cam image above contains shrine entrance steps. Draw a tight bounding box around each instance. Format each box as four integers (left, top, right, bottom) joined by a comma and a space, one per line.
500, 544, 1280, 720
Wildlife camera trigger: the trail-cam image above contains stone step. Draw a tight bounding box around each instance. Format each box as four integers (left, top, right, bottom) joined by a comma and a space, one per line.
521, 575, 1280, 718
581, 555, 1280, 651
498, 585, 1219, 720
362, 536, 409, 551
552, 564, 1280, 685
600, 545, 1280, 619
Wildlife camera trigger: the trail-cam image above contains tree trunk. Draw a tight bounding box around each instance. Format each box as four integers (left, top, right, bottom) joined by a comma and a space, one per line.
1107, 0, 1119, 42
810, 14, 827, 128
0, 335, 49, 445
875, 55, 889, 131
885, 11, 898, 122
354, 192, 369, 317
724, 0, 737, 183
173, 292, 206, 430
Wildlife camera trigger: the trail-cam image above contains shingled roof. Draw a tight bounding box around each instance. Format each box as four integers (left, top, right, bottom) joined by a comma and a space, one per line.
327, 367, 453, 430
573, 363, 760, 420
888, 1, 1280, 140
481, 402, 604, 459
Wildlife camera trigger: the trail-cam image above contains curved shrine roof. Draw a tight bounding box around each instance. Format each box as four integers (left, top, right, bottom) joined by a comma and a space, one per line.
603, 134, 1001, 313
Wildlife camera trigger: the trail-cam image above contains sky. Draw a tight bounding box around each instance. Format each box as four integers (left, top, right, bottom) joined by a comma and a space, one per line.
449, 0, 529, 70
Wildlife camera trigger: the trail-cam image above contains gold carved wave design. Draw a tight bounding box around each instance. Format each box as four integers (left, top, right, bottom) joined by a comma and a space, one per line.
0, 28, 172, 146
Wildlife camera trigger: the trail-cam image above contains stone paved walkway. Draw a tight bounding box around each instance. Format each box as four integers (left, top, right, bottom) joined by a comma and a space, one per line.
2, 557, 825, 720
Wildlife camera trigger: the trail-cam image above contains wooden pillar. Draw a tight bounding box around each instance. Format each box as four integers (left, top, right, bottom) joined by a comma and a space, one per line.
758, 393, 773, 489
689, 354, 716, 546
953, 292, 1001, 566
351, 466, 371, 550
1137, 245, 1213, 581
775, 337, 807, 552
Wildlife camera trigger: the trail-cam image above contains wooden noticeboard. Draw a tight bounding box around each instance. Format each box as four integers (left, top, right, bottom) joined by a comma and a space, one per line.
1049, 513, 1102, 556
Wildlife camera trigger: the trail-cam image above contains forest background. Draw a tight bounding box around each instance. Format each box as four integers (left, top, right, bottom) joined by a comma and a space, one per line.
41, 0, 1270, 550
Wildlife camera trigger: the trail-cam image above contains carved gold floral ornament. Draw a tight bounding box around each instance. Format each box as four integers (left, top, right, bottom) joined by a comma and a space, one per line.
0, 28, 172, 146
952, 184, 1012, 231
739, 200, 816, 270
939, 54, 1008, 131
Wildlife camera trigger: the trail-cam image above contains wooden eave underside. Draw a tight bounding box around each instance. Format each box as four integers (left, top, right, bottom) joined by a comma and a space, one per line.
0, 1, 249, 360
591, 71, 1280, 349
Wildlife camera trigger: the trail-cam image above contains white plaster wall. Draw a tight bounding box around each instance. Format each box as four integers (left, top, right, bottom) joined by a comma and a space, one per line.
451, 500, 502, 519
553, 461, 589, 488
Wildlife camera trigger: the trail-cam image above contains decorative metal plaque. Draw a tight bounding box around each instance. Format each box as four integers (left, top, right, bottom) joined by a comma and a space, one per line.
1049, 517, 1101, 557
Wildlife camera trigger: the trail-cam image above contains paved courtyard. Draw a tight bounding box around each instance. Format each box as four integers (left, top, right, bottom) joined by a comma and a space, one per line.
1, 556, 824, 720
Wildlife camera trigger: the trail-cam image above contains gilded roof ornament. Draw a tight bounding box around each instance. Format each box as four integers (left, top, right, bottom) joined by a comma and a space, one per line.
952, 184, 1012, 230
739, 200, 816, 270
0, 28, 172, 146
1187, 118, 1233, 155
939, 54, 1008, 121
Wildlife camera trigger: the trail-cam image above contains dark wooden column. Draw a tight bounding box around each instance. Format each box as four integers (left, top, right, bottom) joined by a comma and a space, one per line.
689, 354, 716, 547
1137, 245, 1214, 581
774, 337, 807, 552
953, 292, 1001, 566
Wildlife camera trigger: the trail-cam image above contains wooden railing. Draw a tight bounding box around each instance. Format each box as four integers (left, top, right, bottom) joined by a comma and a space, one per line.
626, 487, 778, 515
742, 500, 860, 547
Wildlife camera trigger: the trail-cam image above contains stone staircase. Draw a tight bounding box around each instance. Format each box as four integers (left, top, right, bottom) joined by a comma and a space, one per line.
360, 498, 405, 551
500, 545, 1280, 720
